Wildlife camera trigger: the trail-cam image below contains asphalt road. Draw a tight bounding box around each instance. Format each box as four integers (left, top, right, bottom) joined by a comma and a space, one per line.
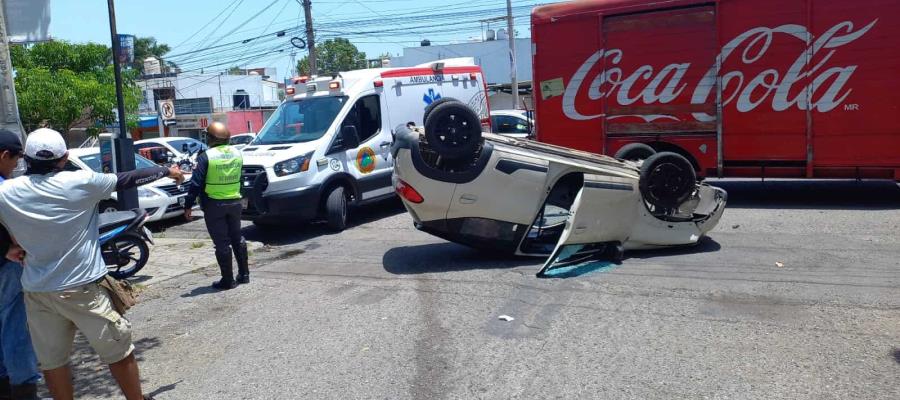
71, 179, 900, 400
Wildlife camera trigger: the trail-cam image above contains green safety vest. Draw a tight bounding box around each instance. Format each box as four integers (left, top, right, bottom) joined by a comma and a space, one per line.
204, 145, 243, 200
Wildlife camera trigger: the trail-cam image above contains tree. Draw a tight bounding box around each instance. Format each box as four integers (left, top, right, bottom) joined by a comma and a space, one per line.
132, 36, 177, 73
296, 38, 366, 76
11, 41, 142, 135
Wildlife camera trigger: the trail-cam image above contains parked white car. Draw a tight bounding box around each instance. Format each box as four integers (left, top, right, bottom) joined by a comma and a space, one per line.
66, 148, 191, 222
392, 103, 727, 277
229, 133, 256, 150
490, 109, 533, 138
134, 137, 207, 173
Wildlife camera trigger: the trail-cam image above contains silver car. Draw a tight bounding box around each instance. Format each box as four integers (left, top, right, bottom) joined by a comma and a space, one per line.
391, 102, 727, 277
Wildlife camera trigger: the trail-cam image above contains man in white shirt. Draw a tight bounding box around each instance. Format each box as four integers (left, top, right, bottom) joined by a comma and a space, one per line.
0, 129, 182, 400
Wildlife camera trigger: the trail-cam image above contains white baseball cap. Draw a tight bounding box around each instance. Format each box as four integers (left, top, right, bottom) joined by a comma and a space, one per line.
25, 128, 68, 160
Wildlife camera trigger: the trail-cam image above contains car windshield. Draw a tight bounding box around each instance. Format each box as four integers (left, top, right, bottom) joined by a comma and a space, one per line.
79, 153, 158, 173
230, 135, 254, 145
168, 139, 207, 154
253, 96, 348, 145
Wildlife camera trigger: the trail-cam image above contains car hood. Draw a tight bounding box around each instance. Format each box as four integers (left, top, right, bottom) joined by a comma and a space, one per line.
241, 142, 320, 167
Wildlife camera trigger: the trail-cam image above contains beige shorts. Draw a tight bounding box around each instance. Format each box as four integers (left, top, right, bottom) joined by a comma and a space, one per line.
24, 282, 134, 370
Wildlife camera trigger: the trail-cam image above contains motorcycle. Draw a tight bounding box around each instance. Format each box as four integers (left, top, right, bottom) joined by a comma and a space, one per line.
99, 209, 153, 279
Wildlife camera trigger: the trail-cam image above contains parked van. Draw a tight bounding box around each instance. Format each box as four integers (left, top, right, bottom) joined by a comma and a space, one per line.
240, 58, 490, 230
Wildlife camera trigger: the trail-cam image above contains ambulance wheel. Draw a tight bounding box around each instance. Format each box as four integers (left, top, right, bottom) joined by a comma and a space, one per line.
424, 101, 482, 160
639, 152, 696, 209
325, 186, 349, 231
615, 143, 656, 162
422, 97, 459, 126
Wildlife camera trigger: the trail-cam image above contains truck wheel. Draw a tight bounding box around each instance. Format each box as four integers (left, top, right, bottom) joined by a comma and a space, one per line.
422, 97, 459, 126
639, 152, 696, 209
325, 186, 349, 231
424, 102, 482, 160
614, 143, 656, 161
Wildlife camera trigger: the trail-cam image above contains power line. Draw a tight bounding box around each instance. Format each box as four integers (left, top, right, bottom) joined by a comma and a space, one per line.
170, 0, 243, 50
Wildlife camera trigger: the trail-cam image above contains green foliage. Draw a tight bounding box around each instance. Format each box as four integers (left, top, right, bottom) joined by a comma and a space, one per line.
296, 38, 366, 76
11, 41, 142, 135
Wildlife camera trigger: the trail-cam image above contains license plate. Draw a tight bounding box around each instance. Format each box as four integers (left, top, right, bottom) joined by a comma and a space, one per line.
178, 196, 186, 206
241, 198, 249, 209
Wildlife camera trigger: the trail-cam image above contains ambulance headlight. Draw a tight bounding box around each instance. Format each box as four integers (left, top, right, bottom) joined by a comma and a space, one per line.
274, 153, 312, 177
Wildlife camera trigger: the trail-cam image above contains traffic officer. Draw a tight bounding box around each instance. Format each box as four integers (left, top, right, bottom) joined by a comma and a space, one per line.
183, 122, 249, 290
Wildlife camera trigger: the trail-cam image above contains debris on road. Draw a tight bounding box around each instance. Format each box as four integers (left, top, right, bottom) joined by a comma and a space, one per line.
498, 315, 515, 322
775, 261, 785, 268
732, 224, 740, 229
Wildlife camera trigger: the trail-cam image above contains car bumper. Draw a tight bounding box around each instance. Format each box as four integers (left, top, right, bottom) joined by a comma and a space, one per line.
241, 185, 321, 221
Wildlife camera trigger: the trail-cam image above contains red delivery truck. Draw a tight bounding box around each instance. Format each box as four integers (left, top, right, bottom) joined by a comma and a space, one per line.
531, 0, 900, 180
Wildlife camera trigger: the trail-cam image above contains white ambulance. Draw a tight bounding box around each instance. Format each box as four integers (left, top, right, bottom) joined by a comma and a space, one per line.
240, 58, 490, 230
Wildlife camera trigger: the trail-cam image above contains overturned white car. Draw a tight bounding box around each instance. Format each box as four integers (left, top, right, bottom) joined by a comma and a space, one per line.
391, 102, 727, 277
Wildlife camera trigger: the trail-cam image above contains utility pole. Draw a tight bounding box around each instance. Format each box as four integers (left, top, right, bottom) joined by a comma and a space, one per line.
302, 0, 317, 75
506, 0, 518, 110
107, 0, 139, 209
0, 3, 24, 140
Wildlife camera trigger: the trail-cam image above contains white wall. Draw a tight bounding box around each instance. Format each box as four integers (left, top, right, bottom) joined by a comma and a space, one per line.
138, 74, 281, 113
393, 39, 532, 85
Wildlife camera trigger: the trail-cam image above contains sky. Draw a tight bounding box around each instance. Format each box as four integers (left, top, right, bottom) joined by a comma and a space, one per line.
49, 0, 543, 80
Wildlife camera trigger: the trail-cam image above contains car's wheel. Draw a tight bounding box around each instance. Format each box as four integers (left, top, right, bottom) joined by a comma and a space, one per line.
614, 143, 656, 161
639, 152, 697, 209
325, 186, 349, 231
423, 101, 483, 160
422, 97, 459, 126
100, 201, 119, 214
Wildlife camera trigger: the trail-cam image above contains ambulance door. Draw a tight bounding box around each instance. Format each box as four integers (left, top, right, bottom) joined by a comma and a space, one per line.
339, 93, 394, 201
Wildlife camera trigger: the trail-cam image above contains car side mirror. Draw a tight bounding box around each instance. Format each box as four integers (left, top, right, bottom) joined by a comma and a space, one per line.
341, 125, 361, 149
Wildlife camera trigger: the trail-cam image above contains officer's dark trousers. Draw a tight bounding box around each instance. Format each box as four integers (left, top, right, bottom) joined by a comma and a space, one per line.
203, 199, 245, 281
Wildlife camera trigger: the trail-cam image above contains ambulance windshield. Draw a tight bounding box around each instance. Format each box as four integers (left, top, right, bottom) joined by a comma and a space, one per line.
253, 96, 348, 145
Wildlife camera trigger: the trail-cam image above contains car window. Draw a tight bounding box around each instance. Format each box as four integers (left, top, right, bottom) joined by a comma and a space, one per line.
230, 135, 253, 145
168, 139, 207, 154
492, 115, 530, 134
341, 95, 381, 143
78, 153, 159, 173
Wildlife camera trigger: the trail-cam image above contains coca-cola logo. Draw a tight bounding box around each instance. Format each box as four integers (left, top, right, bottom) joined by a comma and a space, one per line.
561, 20, 878, 122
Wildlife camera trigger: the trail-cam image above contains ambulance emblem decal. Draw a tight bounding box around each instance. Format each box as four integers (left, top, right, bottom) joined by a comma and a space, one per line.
356, 147, 377, 174
423, 88, 442, 105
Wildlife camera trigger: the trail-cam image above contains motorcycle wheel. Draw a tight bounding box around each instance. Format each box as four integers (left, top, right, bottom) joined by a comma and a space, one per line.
104, 233, 150, 279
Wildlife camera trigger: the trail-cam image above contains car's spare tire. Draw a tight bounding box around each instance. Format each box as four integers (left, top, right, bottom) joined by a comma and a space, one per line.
614, 143, 656, 161
639, 151, 696, 209
423, 101, 483, 160
422, 97, 459, 126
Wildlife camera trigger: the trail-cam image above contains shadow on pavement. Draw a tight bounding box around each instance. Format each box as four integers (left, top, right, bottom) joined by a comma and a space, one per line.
708, 179, 900, 210
382, 242, 539, 275
625, 236, 722, 261
892, 348, 900, 365
180, 285, 220, 298
68, 335, 163, 398
242, 197, 406, 246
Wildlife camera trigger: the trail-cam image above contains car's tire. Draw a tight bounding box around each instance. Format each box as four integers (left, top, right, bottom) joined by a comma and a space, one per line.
423, 101, 483, 160
639, 152, 697, 209
422, 97, 459, 126
325, 186, 349, 231
614, 143, 656, 161
100, 200, 119, 214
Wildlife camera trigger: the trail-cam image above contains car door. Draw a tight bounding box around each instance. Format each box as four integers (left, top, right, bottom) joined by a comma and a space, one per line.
536, 174, 639, 277
339, 94, 394, 201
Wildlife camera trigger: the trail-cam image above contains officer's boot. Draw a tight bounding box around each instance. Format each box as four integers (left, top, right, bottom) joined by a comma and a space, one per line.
212, 248, 236, 290
1, 376, 11, 400
234, 239, 250, 284
9, 382, 39, 400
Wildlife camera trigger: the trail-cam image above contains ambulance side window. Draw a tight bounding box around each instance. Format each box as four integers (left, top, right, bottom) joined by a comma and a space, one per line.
341, 95, 381, 143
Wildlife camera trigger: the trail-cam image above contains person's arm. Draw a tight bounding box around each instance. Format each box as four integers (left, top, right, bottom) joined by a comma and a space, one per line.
183, 152, 208, 218
115, 165, 183, 191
